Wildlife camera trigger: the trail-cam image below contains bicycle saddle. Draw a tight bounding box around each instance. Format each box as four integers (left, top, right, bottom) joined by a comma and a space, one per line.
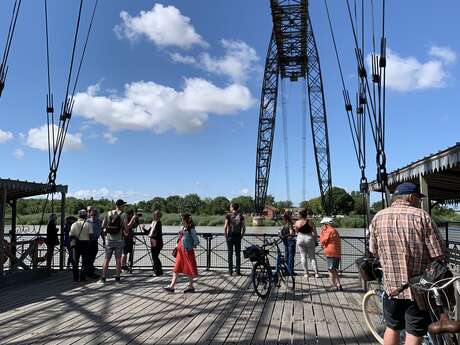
428, 313, 460, 334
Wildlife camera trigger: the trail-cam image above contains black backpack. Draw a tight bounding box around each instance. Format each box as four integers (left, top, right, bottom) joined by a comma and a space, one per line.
106, 211, 122, 235
228, 213, 244, 236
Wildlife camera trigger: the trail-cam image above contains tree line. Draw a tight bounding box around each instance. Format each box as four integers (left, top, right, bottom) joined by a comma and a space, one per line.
13, 187, 458, 222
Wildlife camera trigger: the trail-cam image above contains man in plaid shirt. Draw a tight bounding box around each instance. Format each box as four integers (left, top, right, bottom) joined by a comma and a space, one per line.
370, 182, 445, 345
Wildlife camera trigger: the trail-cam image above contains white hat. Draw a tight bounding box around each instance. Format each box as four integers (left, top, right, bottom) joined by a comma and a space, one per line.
320, 217, 333, 224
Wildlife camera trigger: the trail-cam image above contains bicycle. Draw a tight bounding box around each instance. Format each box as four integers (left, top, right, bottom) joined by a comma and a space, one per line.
362, 272, 460, 345
243, 237, 295, 298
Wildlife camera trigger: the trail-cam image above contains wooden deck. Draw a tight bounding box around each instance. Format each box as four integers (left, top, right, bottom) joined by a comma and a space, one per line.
0, 270, 379, 345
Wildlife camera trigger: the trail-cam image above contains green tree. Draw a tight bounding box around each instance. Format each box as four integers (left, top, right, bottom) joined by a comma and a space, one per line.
371, 201, 384, 213
351, 191, 367, 215
274, 200, 293, 211
299, 200, 313, 214
166, 195, 181, 213
330, 187, 354, 215
308, 197, 323, 215
181, 194, 202, 214
231, 195, 254, 214
265, 194, 275, 206
150, 197, 167, 212
208, 196, 230, 215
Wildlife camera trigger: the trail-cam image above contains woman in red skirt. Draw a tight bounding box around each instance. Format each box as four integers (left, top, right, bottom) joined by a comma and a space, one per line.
164, 214, 199, 293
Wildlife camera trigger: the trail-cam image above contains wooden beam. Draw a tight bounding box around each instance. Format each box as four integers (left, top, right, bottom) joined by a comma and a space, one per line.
10, 199, 17, 262
419, 174, 430, 213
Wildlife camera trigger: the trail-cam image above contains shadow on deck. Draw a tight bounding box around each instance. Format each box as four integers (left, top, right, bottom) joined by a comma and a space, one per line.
0, 270, 379, 345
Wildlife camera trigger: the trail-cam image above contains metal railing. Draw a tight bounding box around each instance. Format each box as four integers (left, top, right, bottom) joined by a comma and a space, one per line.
4, 222, 460, 275
4, 232, 367, 274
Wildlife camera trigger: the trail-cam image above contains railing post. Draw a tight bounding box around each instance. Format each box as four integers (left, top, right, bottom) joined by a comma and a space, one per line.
206, 234, 212, 271
59, 192, 66, 271
456, 280, 460, 343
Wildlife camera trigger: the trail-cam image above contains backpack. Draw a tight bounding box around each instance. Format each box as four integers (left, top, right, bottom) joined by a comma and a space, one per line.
355, 256, 382, 282
228, 213, 244, 236
410, 260, 455, 311
106, 211, 122, 235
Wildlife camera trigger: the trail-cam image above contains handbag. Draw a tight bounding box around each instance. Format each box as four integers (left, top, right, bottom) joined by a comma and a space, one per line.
172, 247, 178, 257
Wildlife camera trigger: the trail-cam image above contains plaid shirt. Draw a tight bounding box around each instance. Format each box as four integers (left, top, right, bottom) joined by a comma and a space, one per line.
369, 199, 445, 300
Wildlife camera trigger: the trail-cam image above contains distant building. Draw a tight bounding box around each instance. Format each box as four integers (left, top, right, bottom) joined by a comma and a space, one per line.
263, 205, 279, 220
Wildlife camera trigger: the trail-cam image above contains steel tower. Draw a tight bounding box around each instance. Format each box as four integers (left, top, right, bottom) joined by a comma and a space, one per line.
255, 0, 332, 215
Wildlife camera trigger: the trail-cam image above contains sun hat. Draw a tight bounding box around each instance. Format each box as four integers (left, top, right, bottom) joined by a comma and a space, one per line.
320, 217, 333, 224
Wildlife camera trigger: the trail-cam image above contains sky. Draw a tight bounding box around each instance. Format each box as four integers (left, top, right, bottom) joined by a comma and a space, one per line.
0, 0, 459, 205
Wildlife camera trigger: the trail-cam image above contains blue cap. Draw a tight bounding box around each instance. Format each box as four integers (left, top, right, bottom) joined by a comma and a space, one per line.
394, 182, 425, 198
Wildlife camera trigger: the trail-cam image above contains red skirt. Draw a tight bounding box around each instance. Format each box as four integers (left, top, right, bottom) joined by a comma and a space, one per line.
173, 238, 198, 277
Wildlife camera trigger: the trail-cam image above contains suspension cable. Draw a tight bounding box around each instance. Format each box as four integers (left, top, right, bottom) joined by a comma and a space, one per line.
36, 0, 99, 234
0, 0, 21, 97
301, 77, 307, 202
280, 79, 291, 202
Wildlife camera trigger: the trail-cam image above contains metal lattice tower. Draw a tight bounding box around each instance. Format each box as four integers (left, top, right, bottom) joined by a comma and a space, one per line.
255, 0, 332, 215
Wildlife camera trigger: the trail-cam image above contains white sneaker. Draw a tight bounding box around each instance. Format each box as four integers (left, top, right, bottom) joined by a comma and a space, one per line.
315, 273, 320, 278
303, 273, 309, 278
97, 278, 106, 284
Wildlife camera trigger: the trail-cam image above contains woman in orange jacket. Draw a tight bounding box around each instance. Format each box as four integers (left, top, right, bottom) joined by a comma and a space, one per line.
319, 217, 342, 290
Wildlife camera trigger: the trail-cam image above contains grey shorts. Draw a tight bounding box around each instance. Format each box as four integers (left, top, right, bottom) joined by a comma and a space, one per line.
327, 257, 340, 270
105, 240, 124, 260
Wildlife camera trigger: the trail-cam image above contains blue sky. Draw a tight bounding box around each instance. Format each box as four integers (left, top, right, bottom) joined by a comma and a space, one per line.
0, 1, 459, 204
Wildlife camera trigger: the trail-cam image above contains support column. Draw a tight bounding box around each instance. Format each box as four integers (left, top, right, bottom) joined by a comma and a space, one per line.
10, 199, 17, 269
0, 189, 6, 277
59, 192, 66, 271
419, 174, 429, 213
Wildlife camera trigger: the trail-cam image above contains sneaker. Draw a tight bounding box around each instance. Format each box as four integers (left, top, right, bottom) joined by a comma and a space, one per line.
315, 273, 321, 278
164, 286, 175, 293
115, 276, 121, 283
98, 278, 106, 284
183, 287, 195, 293
303, 273, 309, 278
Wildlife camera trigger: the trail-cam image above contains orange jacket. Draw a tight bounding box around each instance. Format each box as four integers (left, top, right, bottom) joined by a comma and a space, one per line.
319, 225, 341, 258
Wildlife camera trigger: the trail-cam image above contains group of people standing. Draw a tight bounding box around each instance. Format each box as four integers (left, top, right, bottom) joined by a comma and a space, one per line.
224, 203, 343, 290
61, 199, 165, 283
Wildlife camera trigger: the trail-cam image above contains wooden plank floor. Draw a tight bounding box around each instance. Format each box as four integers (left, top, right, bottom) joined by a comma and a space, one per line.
0, 270, 380, 345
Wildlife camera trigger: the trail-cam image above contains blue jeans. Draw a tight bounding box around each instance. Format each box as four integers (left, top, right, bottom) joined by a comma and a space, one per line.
283, 238, 296, 275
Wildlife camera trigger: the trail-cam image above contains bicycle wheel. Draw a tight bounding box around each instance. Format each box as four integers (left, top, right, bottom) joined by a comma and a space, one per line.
252, 261, 272, 298
362, 289, 385, 345
279, 264, 295, 291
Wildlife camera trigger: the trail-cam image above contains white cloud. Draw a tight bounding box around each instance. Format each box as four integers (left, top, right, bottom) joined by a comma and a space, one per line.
115, 4, 207, 49
103, 132, 118, 144
171, 40, 260, 83
238, 188, 250, 196
13, 148, 24, 159
70, 187, 150, 203
74, 78, 255, 133
429, 46, 457, 64
26, 124, 83, 151
372, 47, 456, 92
200, 39, 259, 82
0, 129, 13, 143
169, 52, 196, 65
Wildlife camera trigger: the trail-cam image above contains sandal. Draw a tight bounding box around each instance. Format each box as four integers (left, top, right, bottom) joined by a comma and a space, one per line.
183, 287, 195, 293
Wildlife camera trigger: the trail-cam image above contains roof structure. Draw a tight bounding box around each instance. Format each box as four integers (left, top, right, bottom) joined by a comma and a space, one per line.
0, 178, 68, 201
369, 143, 460, 204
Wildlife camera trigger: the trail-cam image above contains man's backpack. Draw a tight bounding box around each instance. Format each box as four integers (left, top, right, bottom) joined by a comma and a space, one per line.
106, 211, 122, 235
228, 213, 244, 236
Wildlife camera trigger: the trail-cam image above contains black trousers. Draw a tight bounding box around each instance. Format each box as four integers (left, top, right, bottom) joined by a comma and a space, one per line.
88, 240, 98, 276
150, 247, 163, 275
227, 235, 241, 274
73, 240, 90, 281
